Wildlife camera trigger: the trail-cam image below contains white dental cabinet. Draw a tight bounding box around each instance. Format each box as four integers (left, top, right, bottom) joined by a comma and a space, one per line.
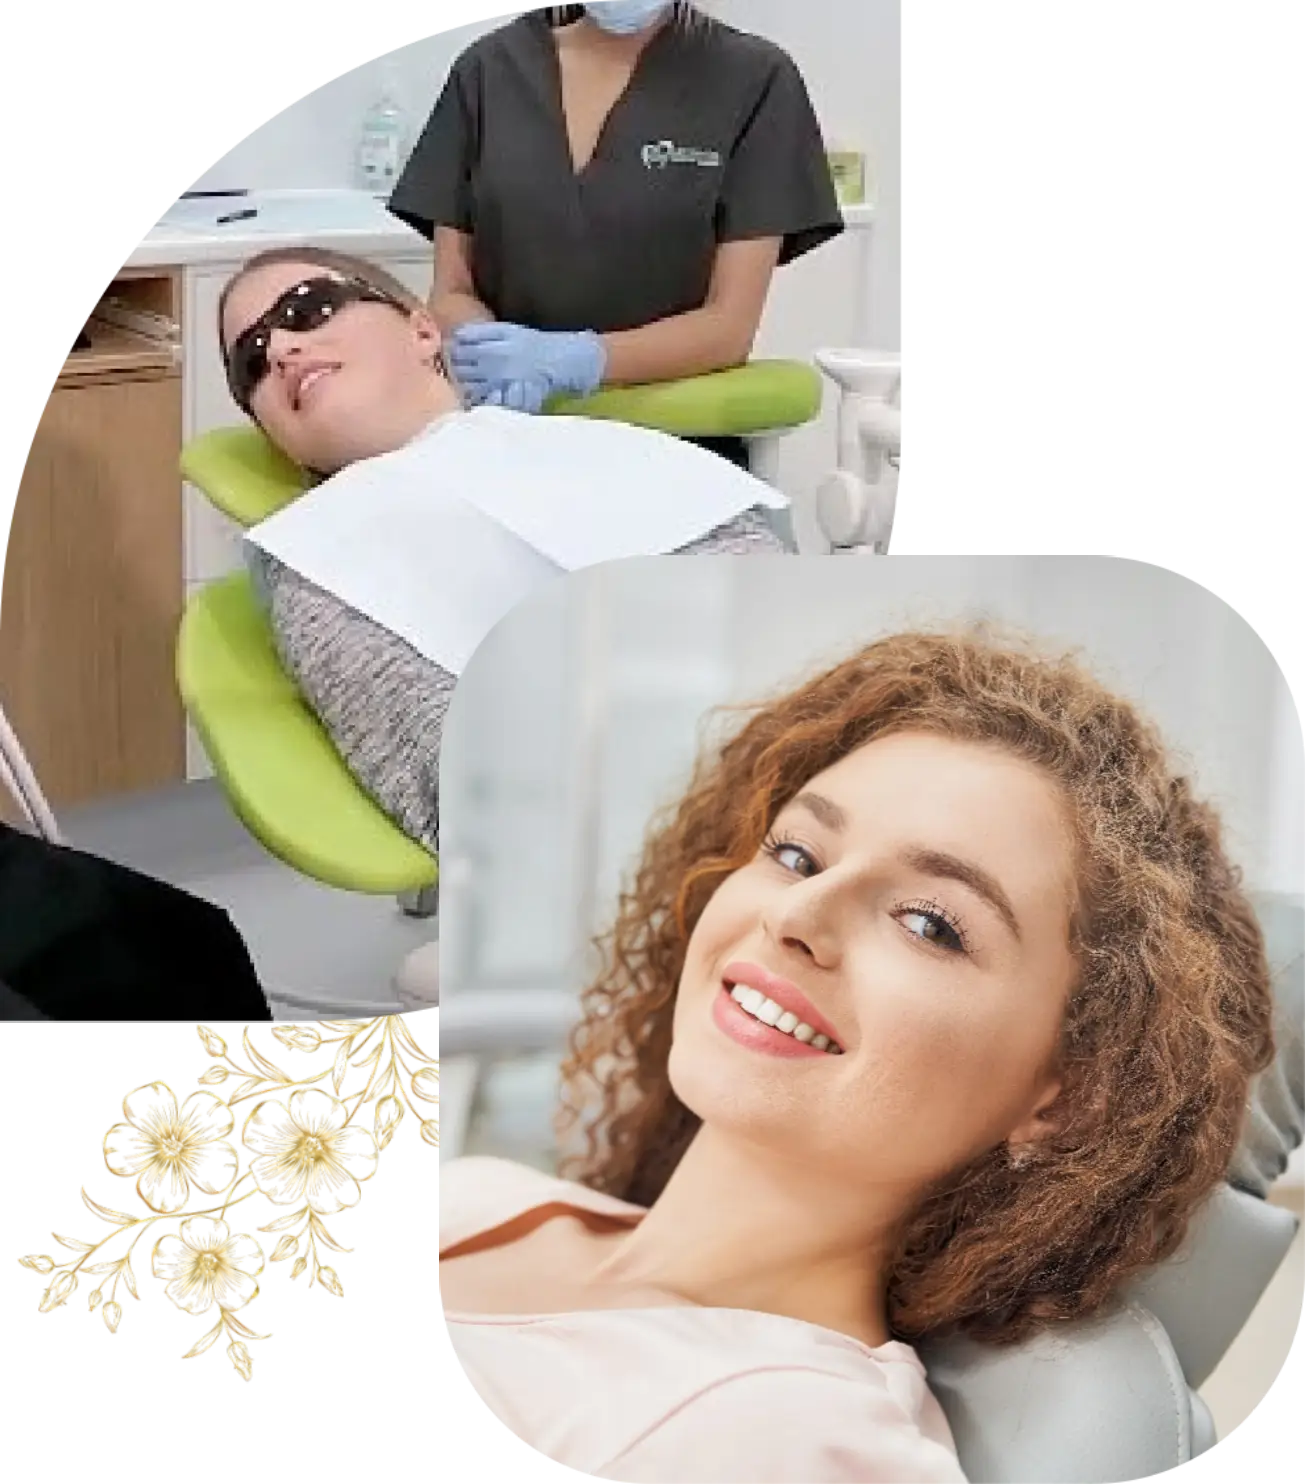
0, 189, 876, 807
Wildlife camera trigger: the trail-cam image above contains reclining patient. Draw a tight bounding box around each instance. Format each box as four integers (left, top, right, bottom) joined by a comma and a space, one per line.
217, 248, 786, 853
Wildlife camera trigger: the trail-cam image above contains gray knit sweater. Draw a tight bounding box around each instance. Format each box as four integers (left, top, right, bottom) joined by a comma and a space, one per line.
247, 507, 785, 856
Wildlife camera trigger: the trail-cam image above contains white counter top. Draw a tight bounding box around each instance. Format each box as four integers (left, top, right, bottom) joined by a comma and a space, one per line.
126, 188, 874, 270
127, 190, 427, 269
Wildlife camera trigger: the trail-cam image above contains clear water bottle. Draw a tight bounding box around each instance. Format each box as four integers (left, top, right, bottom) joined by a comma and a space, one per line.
357, 64, 408, 196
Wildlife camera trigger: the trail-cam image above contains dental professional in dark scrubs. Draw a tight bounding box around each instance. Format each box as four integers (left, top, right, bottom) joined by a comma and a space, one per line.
388, 1, 844, 467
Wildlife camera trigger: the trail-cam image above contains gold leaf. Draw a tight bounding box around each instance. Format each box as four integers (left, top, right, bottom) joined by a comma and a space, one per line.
257, 1208, 306, 1234
313, 1222, 354, 1258
228, 1340, 253, 1381
102, 1301, 122, 1334
199, 1065, 229, 1085
230, 1078, 262, 1102
240, 1026, 292, 1086
291, 1256, 307, 1280
182, 1318, 224, 1359
411, 1067, 441, 1103
79, 1187, 135, 1222
121, 1261, 139, 1300
420, 1119, 441, 1147
374, 1094, 404, 1150
20, 1255, 55, 1272
223, 1311, 271, 1341
83, 1261, 121, 1275
332, 1040, 350, 1094
393, 1018, 433, 1062
320, 1019, 368, 1033
88, 1290, 102, 1310
352, 1043, 383, 1069
52, 1233, 95, 1253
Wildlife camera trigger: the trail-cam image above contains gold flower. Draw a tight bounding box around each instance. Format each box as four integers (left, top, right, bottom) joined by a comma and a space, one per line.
12, 1020, 436, 1377
133, 1104, 207, 1205
252, 1110, 354, 1210
150, 1216, 265, 1323
105, 1086, 240, 1210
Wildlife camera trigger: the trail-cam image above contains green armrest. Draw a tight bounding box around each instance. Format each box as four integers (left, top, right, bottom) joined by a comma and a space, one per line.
180, 360, 822, 533
177, 573, 437, 896
548, 359, 822, 437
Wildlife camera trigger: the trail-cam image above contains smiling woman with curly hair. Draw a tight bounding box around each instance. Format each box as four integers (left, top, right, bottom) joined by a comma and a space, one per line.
439, 629, 1276, 1484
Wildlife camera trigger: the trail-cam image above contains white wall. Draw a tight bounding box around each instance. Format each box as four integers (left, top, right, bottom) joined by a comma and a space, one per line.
713, 0, 901, 348
185, 4, 900, 348
187, 21, 497, 193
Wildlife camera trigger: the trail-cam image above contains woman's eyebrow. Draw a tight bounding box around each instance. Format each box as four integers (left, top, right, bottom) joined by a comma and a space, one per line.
902, 846, 1022, 941
787, 795, 1023, 940
791, 791, 847, 831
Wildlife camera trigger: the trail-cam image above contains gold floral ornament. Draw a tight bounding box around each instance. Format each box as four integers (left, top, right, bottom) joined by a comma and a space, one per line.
19, 1017, 437, 1381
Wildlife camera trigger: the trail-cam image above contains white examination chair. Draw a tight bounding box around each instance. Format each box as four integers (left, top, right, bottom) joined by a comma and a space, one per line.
440, 893, 1303, 1482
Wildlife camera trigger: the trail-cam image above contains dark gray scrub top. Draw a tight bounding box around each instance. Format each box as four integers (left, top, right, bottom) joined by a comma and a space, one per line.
389, 8, 844, 334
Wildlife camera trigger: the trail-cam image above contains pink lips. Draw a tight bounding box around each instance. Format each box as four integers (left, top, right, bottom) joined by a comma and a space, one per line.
723, 961, 844, 1045
712, 989, 828, 1058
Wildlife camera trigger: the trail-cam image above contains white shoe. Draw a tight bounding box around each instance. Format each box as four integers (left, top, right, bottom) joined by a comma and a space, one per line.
394, 937, 440, 1010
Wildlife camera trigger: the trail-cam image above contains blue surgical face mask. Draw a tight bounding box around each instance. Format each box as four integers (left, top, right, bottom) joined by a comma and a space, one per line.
583, 1, 676, 37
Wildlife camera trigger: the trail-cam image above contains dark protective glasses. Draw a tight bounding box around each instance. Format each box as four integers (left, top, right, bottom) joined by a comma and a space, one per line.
223, 275, 406, 411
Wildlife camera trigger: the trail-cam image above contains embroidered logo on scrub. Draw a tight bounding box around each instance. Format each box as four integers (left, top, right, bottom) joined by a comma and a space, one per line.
641, 139, 723, 169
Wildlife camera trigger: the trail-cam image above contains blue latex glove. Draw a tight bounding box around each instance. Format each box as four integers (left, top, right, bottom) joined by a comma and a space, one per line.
479, 377, 552, 414
448, 323, 607, 407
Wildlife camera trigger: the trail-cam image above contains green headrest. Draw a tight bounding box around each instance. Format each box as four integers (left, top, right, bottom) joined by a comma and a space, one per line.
180, 426, 310, 528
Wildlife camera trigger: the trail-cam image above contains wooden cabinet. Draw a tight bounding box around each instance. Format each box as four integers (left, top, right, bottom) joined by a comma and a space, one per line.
0, 274, 184, 808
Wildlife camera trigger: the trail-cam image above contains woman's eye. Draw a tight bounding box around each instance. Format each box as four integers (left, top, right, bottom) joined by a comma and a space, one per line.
899, 908, 966, 953
763, 837, 818, 876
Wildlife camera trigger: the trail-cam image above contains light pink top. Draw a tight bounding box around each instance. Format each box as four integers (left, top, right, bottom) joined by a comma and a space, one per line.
441, 1156, 967, 1483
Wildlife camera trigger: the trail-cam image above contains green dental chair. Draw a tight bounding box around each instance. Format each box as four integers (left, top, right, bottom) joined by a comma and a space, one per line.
176, 361, 821, 901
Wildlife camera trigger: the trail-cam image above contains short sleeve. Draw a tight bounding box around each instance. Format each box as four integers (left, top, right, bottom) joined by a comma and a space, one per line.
389, 52, 480, 241
594, 1367, 968, 1484
716, 52, 845, 265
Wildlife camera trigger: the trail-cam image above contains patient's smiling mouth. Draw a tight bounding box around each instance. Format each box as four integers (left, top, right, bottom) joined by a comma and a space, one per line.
287, 362, 340, 410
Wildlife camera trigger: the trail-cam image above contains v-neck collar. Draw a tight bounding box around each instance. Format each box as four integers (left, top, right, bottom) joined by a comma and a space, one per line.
521, 9, 678, 181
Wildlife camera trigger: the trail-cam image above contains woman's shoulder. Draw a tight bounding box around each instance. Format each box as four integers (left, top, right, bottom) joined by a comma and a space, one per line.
440, 1157, 646, 1250
598, 1333, 965, 1482
451, 12, 546, 75
700, 19, 804, 84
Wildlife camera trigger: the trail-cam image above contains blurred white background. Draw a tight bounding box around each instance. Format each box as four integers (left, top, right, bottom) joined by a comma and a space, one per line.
441, 555, 1303, 1003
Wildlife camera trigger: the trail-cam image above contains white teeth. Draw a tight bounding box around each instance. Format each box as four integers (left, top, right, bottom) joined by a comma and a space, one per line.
728, 984, 841, 1054
296, 368, 332, 405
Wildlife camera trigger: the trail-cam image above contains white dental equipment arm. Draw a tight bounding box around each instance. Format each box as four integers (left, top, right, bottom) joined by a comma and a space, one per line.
796, 348, 901, 555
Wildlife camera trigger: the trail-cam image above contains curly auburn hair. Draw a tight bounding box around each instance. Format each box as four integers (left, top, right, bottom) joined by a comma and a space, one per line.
556, 629, 1276, 1347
